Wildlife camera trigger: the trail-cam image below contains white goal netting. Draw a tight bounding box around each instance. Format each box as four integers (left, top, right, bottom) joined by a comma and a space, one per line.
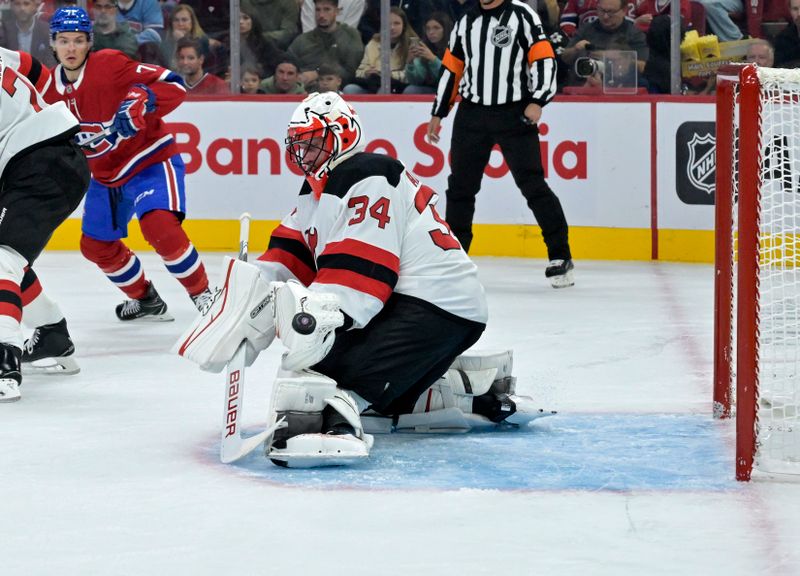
730, 68, 800, 474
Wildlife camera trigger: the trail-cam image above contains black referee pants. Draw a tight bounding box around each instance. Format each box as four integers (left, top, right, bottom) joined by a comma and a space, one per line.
445, 101, 571, 260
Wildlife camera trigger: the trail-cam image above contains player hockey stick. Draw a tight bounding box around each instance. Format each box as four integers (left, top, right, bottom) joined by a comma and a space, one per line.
220, 213, 287, 464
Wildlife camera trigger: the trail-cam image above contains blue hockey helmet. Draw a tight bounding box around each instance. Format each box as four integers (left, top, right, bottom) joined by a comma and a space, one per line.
50, 7, 92, 40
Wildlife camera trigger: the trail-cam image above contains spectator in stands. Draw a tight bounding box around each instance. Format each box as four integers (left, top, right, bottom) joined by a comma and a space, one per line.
345, 5, 413, 93
316, 62, 344, 92
561, 0, 648, 86
165, 4, 226, 74
358, 0, 433, 45
116, 0, 165, 45
403, 10, 452, 94
137, 37, 169, 65
746, 38, 775, 66
1, 0, 54, 66
259, 57, 306, 94
240, 64, 267, 93
560, 0, 600, 37
288, 0, 364, 91
643, 14, 682, 93
92, 0, 139, 58
250, 0, 300, 49
560, 0, 636, 37
160, 4, 210, 67
631, 0, 689, 32
176, 36, 229, 94
301, 0, 365, 32
180, 0, 229, 39
775, 0, 800, 68
693, 0, 743, 41
239, 0, 288, 79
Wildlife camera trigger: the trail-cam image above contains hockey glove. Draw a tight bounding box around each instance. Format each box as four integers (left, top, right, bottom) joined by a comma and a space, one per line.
173, 257, 276, 373
272, 280, 344, 372
112, 84, 156, 139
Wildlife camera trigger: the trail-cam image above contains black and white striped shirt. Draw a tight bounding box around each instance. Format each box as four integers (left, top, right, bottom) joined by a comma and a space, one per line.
432, 0, 557, 117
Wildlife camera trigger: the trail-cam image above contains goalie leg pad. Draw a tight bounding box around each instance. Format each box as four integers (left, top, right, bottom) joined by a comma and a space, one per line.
398, 353, 551, 432
266, 372, 373, 468
173, 257, 275, 373
271, 280, 344, 372
450, 349, 516, 395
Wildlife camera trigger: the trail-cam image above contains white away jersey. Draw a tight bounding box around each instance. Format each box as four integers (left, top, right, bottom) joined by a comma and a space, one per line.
0, 49, 78, 180
257, 153, 488, 329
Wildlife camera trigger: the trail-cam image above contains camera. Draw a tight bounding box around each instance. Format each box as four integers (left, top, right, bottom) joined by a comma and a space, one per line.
575, 57, 604, 78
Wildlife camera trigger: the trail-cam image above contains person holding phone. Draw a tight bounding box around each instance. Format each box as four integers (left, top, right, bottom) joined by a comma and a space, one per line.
404, 11, 453, 94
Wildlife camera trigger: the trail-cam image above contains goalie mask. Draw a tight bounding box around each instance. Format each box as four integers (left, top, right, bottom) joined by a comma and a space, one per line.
286, 92, 364, 197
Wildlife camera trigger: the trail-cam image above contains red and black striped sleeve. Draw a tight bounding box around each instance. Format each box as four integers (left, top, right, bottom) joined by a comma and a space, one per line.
257, 224, 317, 286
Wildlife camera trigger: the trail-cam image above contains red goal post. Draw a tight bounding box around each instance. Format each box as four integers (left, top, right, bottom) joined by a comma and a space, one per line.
714, 64, 800, 481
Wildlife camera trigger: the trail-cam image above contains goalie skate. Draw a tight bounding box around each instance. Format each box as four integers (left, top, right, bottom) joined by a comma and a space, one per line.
0, 344, 22, 403
22, 319, 80, 375
265, 372, 373, 468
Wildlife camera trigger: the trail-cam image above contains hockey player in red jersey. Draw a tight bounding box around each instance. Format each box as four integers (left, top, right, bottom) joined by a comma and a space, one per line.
0, 48, 90, 401
44, 7, 211, 322
176, 92, 541, 467
0, 46, 86, 378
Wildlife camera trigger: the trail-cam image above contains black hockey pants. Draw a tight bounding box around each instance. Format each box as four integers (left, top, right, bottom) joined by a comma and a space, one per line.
312, 293, 485, 416
0, 140, 89, 263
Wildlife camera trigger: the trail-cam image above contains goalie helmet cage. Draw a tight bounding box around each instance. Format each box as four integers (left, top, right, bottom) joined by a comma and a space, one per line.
714, 64, 800, 481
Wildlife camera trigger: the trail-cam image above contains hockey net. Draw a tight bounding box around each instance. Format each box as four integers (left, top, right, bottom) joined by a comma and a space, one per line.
714, 65, 800, 481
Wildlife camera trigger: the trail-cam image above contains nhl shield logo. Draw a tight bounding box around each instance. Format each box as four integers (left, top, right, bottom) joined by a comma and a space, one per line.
686, 133, 715, 195
491, 25, 513, 48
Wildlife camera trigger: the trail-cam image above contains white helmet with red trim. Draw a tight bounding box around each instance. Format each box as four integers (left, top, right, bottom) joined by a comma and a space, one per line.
285, 92, 365, 183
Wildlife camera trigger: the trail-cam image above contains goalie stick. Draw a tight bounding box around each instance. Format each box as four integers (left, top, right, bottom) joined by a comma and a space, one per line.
220, 212, 286, 464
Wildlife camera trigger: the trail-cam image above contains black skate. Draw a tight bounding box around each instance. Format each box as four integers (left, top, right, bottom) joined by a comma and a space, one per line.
545, 259, 575, 289
22, 318, 80, 375
190, 287, 215, 313
115, 282, 174, 322
0, 344, 22, 403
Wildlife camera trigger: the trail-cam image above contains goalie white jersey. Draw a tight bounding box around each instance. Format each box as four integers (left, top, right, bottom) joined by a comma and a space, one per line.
0, 49, 78, 181
257, 152, 488, 329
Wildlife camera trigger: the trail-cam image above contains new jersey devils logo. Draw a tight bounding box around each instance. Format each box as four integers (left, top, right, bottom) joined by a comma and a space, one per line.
305, 227, 318, 255
75, 122, 120, 158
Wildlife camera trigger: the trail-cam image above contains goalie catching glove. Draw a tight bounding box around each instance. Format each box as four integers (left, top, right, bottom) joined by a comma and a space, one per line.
272, 279, 343, 371
112, 83, 156, 138
174, 257, 344, 373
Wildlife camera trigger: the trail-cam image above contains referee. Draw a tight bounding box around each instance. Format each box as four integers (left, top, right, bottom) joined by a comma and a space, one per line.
426, 0, 574, 288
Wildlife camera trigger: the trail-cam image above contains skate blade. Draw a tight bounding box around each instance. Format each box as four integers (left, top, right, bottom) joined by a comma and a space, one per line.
549, 270, 575, 289
23, 355, 80, 376
0, 385, 20, 402
119, 312, 175, 323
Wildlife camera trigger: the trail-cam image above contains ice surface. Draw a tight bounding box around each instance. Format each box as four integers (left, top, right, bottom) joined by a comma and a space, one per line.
3, 253, 800, 576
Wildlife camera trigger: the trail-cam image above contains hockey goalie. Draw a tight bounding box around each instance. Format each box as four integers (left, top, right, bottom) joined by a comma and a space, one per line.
176, 93, 545, 467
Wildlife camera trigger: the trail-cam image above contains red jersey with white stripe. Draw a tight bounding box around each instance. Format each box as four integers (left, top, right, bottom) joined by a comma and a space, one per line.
0, 51, 78, 181
257, 153, 487, 329
43, 49, 187, 186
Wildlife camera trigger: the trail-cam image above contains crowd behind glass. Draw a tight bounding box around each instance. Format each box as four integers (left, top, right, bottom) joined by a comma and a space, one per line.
1, 0, 798, 96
